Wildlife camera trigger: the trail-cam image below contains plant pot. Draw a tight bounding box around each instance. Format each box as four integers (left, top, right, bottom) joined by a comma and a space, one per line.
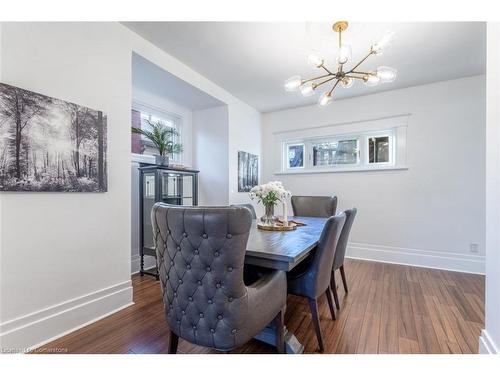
155, 155, 169, 166
260, 203, 278, 225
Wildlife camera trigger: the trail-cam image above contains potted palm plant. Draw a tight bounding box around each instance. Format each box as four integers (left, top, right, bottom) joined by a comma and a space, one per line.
132, 120, 183, 166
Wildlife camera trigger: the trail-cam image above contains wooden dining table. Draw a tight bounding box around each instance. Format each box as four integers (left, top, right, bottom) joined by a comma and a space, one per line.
244, 216, 328, 354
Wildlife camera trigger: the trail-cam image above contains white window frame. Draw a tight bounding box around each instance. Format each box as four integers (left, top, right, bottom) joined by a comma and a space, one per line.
132, 100, 183, 164
309, 135, 361, 170
364, 130, 395, 166
284, 142, 306, 170
275, 114, 409, 175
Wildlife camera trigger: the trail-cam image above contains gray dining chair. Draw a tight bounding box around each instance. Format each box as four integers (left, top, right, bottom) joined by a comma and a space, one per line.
331, 208, 357, 310
232, 203, 257, 219
151, 203, 287, 353
286, 212, 346, 352
291, 195, 338, 217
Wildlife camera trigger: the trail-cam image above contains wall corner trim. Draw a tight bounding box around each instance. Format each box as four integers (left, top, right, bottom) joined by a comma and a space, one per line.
0, 280, 133, 351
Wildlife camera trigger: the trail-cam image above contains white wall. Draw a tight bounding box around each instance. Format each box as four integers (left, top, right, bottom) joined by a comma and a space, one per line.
0, 23, 133, 350
228, 105, 262, 209
262, 75, 486, 274
480, 22, 500, 354
193, 106, 230, 205
0, 22, 262, 351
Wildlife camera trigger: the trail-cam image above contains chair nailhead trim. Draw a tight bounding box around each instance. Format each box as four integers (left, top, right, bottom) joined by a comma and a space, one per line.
226, 234, 232, 239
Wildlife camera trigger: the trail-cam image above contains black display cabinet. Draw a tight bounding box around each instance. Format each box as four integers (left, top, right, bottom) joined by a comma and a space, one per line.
138, 164, 199, 278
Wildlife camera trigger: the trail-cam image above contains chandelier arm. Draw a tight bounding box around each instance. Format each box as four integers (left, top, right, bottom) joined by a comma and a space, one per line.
302, 73, 334, 84
350, 71, 370, 76
328, 79, 341, 96
321, 65, 335, 75
347, 51, 374, 74
314, 76, 337, 89
345, 74, 366, 80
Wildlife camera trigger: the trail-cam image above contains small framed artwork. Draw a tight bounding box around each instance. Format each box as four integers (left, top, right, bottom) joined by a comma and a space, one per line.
0, 83, 107, 192
238, 151, 258, 192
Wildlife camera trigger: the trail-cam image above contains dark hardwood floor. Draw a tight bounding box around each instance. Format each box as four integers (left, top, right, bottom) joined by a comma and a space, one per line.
38, 259, 484, 354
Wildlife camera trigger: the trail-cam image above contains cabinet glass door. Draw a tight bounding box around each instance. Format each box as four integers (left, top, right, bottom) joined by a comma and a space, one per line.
142, 171, 156, 250
160, 172, 194, 206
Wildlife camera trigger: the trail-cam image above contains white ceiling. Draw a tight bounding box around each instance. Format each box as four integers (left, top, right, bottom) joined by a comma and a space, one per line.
124, 22, 486, 113
132, 53, 224, 110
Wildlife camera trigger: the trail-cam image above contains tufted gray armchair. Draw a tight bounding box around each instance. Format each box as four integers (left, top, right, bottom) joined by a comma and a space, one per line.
231, 203, 257, 219
151, 203, 287, 353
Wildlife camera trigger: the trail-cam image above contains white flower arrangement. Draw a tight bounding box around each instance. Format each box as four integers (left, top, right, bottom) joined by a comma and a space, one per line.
249, 181, 291, 206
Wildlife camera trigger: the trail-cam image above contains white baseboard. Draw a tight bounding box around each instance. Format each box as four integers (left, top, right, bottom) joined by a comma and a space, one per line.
347, 242, 485, 274
479, 330, 499, 354
0, 280, 133, 352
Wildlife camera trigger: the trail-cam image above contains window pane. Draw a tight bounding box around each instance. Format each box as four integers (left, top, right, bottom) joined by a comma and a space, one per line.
313, 139, 358, 166
135, 111, 180, 162
368, 136, 390, 163
287, 144, 304, 168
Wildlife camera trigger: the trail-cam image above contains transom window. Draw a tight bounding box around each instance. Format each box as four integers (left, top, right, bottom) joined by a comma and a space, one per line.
312, 139, 359, 166
282, 129, 396, 172
287, 143, 305, 169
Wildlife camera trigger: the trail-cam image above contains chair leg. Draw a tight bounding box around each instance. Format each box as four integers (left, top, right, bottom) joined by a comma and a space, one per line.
168, 331, 179, 354
331, 272, 340, 309
308, 298, 324, 352
340, 265, 348, 294
325, 286, 336, 321
273, 307, 285, 354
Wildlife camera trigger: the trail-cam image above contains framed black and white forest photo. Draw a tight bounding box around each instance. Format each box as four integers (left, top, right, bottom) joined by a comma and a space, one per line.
0, 83, 107, 192
237, 151, 258, 192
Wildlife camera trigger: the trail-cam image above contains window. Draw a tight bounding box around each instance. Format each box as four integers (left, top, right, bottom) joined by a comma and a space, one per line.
368, 135, 391, 164
131, 104, 182, 163
281, 128, 400, 173
312, 139, 359, 167
287, 143, 304, 168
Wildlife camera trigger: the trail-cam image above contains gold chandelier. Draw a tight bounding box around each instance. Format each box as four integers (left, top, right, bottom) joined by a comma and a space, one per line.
284, 21, 397, 107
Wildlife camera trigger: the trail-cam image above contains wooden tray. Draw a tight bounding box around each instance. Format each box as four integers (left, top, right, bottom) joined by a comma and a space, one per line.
257, 221, 298, 231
